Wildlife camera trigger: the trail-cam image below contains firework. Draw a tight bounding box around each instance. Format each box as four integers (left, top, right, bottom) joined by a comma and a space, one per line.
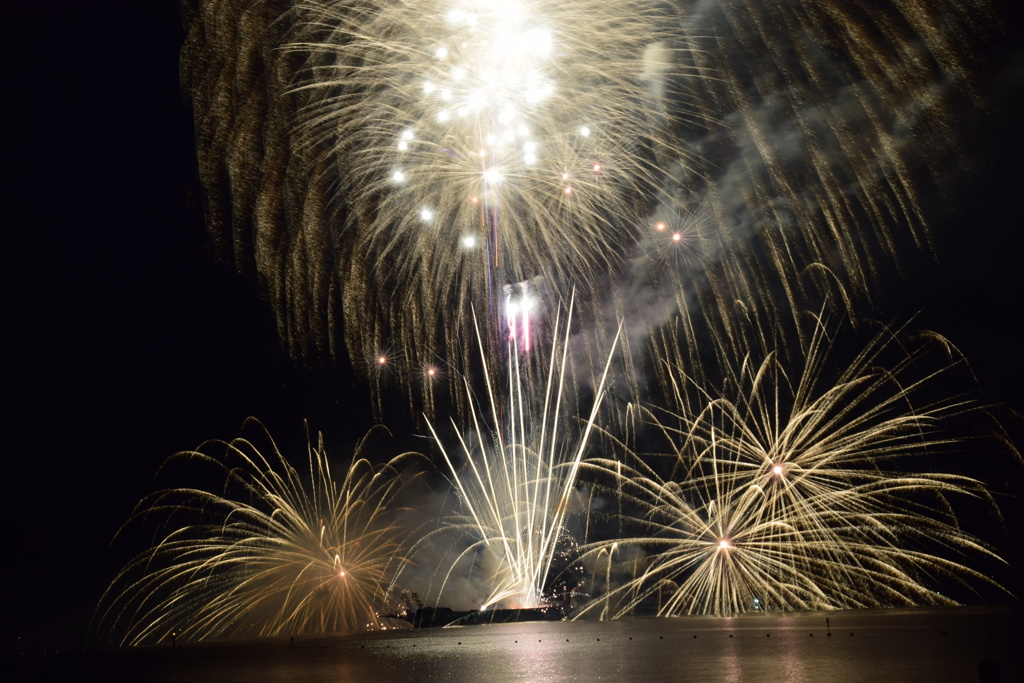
419, 302, 621, 609
182, 0, 1004, 403
578, 313, 1009, 618
96, 421, 423, 645
182, 0, 693, 398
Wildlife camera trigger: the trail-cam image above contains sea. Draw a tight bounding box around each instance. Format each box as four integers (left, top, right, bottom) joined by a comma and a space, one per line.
12, 605, 1022, 682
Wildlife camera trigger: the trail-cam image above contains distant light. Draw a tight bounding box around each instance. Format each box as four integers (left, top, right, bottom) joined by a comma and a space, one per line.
392, 170, 406, 182
470, 195, 479, 204
339, 570, 346, 577
435, 47, 448, 59
561, 172, 570, 180
484, 168, 501, 184
672, 232, 682, 242
397, 140, 408, 151
564, 186, 572, 194
420, 207, 434, 221
719, 540, 731, 549
593, 163, 602, 172
462, 235, 476, 248
580, 126, 591, 137
377, 356, 387, 365
656, 222, 666, 231
773, 465, 783, 475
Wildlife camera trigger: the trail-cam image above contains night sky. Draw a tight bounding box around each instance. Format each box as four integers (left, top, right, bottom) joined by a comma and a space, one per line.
7, 2, 1023, 653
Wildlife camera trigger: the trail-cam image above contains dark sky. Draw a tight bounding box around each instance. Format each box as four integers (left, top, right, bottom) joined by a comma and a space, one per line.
7, 2, 1022, 653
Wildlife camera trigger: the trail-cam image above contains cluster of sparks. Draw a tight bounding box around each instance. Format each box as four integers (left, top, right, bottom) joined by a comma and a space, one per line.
96, 424, 421, 645
422, 304, 621, 608
578, 316, 1009, 617
101, 0, 1020, 644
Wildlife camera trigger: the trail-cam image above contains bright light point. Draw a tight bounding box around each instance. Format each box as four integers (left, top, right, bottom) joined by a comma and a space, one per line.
773, 465, 784, 475
564, 186, 572, 194
392, 170, 405, 182
401, 129, 414, 140
719, 540, 731, 549
420, 207, 434, 221
524, 141, 537, 153
484, 168, 501, 184
339, 570, 346, 577
593, 164, 602, 172
580, 126, 591, 137
672, 232, 682, 242
524, 153, 536, 165
470, 195, 479, 204
561, 172, 570, 180
462, 235, 476, 248
452, 67, 465, 81
437, 110, 450, 122
423, 81, 434, 94
377, 356, 387, 365
397, 141, 408, 151
435, 47, 448, 59
478, 148, 487, 157
526, 28, 553, 56
656, 222, 666, 231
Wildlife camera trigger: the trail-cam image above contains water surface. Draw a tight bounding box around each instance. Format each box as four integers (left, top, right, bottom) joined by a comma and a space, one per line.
14, 605, 1021, 682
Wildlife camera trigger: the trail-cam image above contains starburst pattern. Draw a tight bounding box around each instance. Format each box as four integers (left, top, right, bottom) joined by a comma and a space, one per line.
579, 313, 1009, 617
96, 422, 422, 645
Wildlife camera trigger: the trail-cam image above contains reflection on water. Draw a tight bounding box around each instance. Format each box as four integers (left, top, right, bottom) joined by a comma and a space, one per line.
15, 606, 1022, 683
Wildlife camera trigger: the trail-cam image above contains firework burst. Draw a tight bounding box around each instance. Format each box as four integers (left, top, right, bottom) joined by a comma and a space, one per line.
182, 0, 1005, 396
96, 421, 423, 645
578, 313, 1010, 618
420, 302, 621, 609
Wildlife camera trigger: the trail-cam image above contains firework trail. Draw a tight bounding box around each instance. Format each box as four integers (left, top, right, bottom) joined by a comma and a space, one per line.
419, 303, 621, 609
96, 421, 423, 645
181, 0, 1005, 414
577, 310, 1010, 618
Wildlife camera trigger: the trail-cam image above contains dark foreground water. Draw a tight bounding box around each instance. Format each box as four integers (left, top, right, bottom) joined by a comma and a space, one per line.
12, 605, 1022, 682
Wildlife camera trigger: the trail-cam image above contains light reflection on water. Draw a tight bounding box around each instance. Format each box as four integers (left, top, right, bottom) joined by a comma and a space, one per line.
19, 606, 1021, 682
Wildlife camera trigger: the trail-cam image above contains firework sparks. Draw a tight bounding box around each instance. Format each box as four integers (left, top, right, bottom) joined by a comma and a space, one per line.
183, 1, 1003, 410
421, 301, 621, 609
578, 313, 1010, 618
96, 422, 423, 645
